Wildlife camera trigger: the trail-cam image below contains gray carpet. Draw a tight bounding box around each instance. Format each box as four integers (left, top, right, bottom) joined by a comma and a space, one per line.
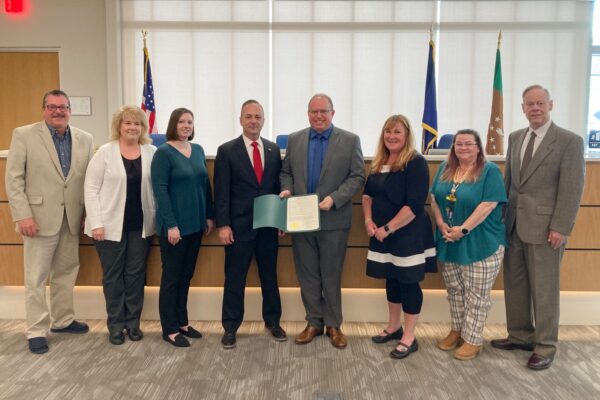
0, 320, 599, 400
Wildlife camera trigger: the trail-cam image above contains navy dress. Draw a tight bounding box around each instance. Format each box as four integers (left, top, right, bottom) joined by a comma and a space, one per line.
365, 154, 436, 283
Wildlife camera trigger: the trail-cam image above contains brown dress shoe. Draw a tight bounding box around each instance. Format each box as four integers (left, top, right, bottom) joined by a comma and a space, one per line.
527, 353, 553, 370
438, 330, 462, 351
295, 325, 323, 345
326, 327, 347, 349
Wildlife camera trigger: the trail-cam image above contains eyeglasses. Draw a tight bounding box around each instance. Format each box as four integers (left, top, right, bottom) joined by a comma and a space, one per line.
308, 109, 331, 116
524, 101, 548, 108
45, 104, 70, 112
454, 142, 477, 148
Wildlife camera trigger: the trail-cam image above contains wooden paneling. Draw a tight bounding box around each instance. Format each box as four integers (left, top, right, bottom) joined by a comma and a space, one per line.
0, 159, 7, 201
2, 157, 600, 292
0, 52, 60, 149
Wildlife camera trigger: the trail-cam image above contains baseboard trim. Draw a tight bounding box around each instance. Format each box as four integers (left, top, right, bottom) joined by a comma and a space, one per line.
1, 286, 599, 325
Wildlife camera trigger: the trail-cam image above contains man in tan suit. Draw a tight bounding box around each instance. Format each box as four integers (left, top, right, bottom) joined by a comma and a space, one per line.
491, 85, 585, 370
5, 89, 94, 354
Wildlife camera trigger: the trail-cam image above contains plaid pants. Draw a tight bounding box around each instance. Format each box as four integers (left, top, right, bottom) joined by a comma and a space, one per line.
442, 245, 504, 345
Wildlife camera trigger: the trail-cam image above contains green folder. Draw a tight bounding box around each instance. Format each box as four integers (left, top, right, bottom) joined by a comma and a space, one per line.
253, 194, 320, 232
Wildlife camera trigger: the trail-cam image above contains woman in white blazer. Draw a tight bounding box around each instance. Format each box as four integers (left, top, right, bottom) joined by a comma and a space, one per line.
84, 106, 156, 345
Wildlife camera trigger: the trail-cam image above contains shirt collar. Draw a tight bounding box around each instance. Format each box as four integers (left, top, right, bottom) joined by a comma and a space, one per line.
310, 125, 333, 140
527, 119, 552, 139
47, 123, 71, 139
242, 134, 262, 149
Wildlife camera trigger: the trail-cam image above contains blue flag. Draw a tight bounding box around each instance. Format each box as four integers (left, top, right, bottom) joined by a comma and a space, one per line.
421, 39, 438, 154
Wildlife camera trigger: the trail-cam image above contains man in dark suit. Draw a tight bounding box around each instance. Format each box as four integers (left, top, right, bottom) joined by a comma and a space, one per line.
492, 85, 585, 370
214, 100, 285, 349
280, 94, 365, 349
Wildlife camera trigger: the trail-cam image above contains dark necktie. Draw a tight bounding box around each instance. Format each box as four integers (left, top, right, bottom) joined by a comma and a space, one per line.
252, 141, 263, 184
521, 131, 536, 173
309, 135, 325, 193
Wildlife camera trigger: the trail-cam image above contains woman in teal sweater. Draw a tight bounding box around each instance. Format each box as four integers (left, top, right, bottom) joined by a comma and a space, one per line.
151, 108, 214, 347
430, 129, 507, 360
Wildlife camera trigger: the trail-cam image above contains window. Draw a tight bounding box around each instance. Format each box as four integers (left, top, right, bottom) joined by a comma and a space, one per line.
120, 1, 592, 155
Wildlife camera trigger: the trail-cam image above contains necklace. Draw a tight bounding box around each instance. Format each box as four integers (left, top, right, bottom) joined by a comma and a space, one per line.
446, 165, 471, 202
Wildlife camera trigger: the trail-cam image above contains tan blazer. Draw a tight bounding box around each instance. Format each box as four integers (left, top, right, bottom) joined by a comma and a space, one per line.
5, 121, 94, 236
504, 122, 585, 244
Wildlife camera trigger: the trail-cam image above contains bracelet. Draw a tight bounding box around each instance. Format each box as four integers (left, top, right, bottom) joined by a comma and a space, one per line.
364, 218, 372, 224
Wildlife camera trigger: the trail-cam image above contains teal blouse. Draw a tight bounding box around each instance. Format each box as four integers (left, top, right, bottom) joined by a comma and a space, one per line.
431, 161, 507, 265
151, 143, 214, 236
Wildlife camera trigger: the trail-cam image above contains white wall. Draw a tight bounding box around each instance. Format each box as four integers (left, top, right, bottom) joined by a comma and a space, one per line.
0, 0, 110, 146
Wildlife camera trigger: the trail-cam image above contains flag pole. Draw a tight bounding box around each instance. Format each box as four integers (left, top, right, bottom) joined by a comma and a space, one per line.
485, 30, 504, 155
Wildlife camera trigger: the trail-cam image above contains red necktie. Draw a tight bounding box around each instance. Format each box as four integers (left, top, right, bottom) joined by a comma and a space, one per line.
252, 141, 263, 184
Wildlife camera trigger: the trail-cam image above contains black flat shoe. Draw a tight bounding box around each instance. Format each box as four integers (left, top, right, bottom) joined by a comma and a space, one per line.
179, 326, 202, 339
372, 327, 404, 344
127, 328, 143, 341
163, 333, 190, 348
390, 338, 419, 359
109, 331, 125, 345
28, 337, 49, 354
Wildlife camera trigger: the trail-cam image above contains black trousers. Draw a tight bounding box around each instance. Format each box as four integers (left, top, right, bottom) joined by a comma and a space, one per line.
221, 228, 281, 333
158, 232, 202, 336
94, 231, 151, 333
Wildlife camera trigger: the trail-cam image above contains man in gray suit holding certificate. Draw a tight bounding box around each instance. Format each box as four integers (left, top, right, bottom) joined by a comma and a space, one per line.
491, 85, 585, 370
280, 94, 365, 349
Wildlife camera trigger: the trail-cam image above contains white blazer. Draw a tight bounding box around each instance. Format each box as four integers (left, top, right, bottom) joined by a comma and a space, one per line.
84, 141, 156, 241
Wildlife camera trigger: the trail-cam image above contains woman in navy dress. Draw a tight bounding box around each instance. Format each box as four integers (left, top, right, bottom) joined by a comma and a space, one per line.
363, 114, 436, 359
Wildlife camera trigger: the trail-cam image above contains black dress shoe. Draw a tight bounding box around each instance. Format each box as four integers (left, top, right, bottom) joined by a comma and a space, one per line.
390, 338, 419, 359
163, 333, 190, 348
491, 338, 534, 351
28, 337, 48, 354
51, 320, 89, 334
109, 331, 125, 345
527, 353, 553, 370
266, 325, 287, 342
179, 326, 202, 339
127, 328, 143, 341
372, 327, 404, 344
221, 332, 236, 349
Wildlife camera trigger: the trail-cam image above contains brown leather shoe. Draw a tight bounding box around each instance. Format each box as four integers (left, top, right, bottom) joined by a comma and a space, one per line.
438, 330, 462, 351
527, 353, 553, 370
326, 327, 347, 349
454, 342, 482, 361
491, 337, 534, 351
294, 325, 323, 345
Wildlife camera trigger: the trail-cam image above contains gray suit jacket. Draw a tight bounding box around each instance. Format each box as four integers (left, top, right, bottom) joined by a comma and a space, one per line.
504, 122, 585, 244
280, 126, 365, 230
5, 121, 94, 236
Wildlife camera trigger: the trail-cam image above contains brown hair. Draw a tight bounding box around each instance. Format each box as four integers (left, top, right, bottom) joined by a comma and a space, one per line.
439, 129, 485, 182
370, 114, 416, 174
166, 108, 194, 141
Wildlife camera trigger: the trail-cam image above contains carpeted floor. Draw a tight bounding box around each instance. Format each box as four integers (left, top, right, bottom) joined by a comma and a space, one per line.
0, 320, 599, 400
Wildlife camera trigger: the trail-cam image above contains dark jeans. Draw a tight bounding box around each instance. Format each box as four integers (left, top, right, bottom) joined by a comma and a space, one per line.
94, 231, 151, 333
221, 228, 281, 333
158, 232, 202, 336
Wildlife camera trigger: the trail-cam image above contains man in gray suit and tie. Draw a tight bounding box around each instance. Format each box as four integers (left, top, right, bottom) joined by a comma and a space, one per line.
280, 93, 365, 349
491, 85, 585, 370
5, 90, 94, 354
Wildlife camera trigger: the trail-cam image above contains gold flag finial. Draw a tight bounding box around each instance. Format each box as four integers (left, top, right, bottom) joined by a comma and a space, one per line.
430, 23, 434, 41
142, 30, 148, 48
497, 30, 502, 50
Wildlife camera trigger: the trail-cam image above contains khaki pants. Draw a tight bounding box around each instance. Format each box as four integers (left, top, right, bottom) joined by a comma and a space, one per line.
23, 215, 80, 339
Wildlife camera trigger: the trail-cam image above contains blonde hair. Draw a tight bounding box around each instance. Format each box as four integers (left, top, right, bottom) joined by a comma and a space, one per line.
439, 129, 485, 182
109, 105, 151, 144
370, 114, 416, 174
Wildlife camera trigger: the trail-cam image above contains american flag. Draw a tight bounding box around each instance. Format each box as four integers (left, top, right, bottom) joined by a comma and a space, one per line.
142, 45, 158, 133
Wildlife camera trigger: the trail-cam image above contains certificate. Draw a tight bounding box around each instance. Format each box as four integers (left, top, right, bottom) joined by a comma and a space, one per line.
252, 194, 320, 232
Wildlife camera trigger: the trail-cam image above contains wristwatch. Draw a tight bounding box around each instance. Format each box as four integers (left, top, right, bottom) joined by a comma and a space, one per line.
461, 226, 470, 235
384, 224, 393, 234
